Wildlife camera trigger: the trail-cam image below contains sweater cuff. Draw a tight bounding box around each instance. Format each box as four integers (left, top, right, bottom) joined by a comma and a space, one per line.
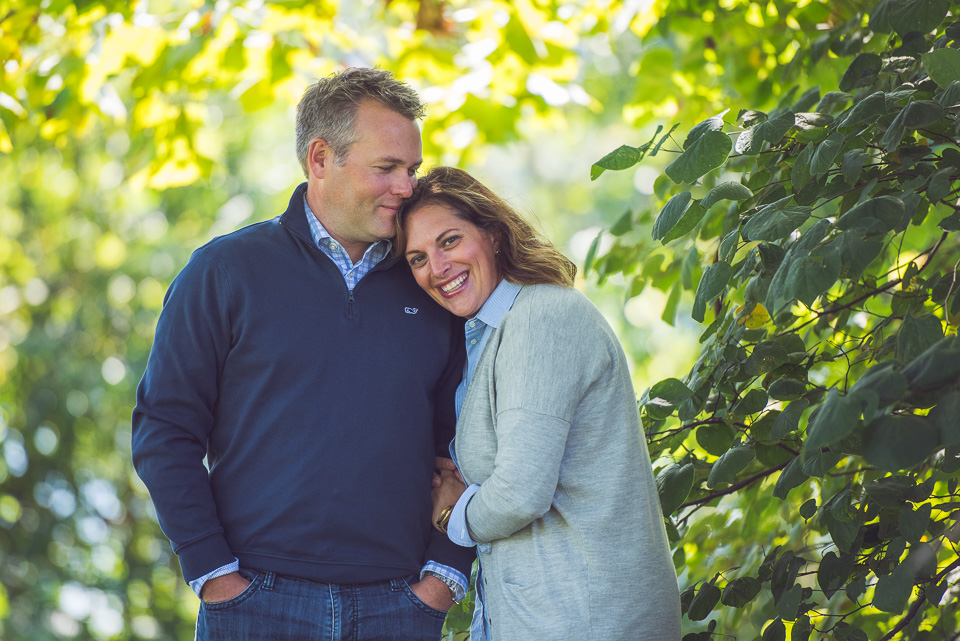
176, 533, 236, 585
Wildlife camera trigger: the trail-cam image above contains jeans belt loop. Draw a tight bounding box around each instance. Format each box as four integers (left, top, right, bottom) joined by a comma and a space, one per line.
263, 571, 276, 591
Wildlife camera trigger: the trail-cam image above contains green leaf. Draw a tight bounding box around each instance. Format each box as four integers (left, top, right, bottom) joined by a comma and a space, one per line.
774, 456, 808, 500
591, 144, 644, 180
791, 142, 814, 190
936, 80, 960, 107
767, 221, 841, 311
817, 551, 855, 598
901, 335, 960, 389
719, 228, 740, 263
926, 167, 955, 203
681, 244, 700, 291
662, 281, 682, 326
583, 229, 602, 275
762, 618, 786, 641
666, 130, 732, 184
743, 198, 812, 242
721, 576, 761, 607
818, 91, 853, 112
835, 195, 904, 232
882, 101, 944, 152
873, 562, 913, 614
792, 615, 812, 641
692, 261, 732, 322
839, 53, 882, 92
864, 476, 920, 508
662, 202, 707, 244
701, 181, 753, 209
707, 445, 756, 488
899, 503, 932, 543
687, 581, 721, 621
648, 378, 694, 406
929, 391, 960, 446
736, 110, 795, 155
810, 132, 844, 175
926, 580, 948, 606
652, 192, 692, 241
849, 361, 907, 407
777, 583, 802, 621
838, 91, 886, 128
697, 423, 736, 456
863, 414, 939, 472
841, 149, 868, 185
743, 341, 790, 377
771, 399, 810, 441
805, 388, 862, 452
684, 113, 726, 148
889, 0, 949, 37
896, 313, 945, 364
801, 449, 844, 477
769, 378, 808, 401
731, 389, 769, 416
656, 463, 695, 516
902, 100, 944, 129
799, 498, 817, 520
609, 210, 633, 236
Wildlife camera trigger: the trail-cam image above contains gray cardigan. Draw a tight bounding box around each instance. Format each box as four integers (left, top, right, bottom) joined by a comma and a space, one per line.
456, 284, 681, 641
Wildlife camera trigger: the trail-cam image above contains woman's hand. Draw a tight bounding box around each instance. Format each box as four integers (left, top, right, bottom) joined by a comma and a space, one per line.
432, 469, 467, 530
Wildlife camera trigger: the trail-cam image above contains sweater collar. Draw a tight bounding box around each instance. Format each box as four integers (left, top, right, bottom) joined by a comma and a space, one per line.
279, 182, 400, 269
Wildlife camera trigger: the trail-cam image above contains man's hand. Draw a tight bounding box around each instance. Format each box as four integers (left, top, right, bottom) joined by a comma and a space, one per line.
410, 575, 454, 612
432, 469, 467, 528
432, 456, 463, 488
200, 572, 251, 603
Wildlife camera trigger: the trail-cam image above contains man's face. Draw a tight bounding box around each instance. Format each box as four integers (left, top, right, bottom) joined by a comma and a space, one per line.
310, 100, 422, 260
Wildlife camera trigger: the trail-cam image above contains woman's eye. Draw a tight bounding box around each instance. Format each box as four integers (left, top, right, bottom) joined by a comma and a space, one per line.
408, 255, 425, 267
441, 235, 460, 247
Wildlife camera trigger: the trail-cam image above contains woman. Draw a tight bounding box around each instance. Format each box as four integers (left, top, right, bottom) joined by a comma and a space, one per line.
397, 167, 681, 641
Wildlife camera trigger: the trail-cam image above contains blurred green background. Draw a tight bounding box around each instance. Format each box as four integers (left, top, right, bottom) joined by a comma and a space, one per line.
0, 0, 857, 639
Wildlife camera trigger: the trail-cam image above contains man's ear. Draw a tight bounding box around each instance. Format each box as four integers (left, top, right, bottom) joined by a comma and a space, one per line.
307, 138, 330, 179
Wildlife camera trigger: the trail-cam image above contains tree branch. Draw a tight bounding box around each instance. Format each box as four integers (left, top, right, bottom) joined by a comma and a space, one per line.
680, 458, 793, 509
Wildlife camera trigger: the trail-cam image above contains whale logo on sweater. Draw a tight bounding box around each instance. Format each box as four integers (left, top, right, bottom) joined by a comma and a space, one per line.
404, 307, 419, 314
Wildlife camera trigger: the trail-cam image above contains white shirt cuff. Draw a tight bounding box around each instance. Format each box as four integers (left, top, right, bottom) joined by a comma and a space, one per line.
189, 558, 240, 597
447, 483, 481, 547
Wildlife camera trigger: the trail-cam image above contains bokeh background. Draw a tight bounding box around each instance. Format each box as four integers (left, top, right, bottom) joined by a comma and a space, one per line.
1, 1, 862, 639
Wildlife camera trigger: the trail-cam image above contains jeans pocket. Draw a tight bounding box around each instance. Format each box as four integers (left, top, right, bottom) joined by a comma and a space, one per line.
201, 571, 263, 612
396, 577, 449, 620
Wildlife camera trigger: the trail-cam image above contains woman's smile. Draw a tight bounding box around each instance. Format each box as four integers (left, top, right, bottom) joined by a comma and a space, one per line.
404, 203, 500, 318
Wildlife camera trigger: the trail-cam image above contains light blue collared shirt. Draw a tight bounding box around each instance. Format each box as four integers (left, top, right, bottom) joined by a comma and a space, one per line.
190, 202, 467, 601
446, 280, 522, 640
303, 198, 392, 288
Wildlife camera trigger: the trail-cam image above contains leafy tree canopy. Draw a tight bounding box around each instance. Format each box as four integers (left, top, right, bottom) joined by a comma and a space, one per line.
591, 1, 960, 639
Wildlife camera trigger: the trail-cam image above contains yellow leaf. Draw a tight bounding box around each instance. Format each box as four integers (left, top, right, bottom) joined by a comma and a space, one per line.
736, 303, 770, 329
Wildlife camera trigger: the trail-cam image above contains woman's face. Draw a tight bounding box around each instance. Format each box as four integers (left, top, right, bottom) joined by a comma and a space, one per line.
403, 203, 501, 318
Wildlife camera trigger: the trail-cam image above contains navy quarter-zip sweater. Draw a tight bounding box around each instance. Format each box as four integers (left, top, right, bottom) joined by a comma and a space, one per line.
132, 184, 474, 585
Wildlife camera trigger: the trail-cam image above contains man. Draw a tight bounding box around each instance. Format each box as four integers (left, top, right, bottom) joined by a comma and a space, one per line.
132, 68, 474, 640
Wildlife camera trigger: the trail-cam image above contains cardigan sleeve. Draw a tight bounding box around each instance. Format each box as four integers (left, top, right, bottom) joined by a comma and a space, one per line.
464, 287, 616, 543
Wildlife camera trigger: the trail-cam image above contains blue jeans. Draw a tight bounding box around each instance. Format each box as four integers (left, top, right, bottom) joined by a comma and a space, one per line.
196, 570, 447, 641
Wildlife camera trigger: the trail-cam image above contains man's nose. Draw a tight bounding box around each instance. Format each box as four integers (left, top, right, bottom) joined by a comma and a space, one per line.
394, 172, 415, 198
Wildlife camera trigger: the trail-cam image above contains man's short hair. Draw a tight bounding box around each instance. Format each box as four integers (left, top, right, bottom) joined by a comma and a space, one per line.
295, 67, 425, 177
